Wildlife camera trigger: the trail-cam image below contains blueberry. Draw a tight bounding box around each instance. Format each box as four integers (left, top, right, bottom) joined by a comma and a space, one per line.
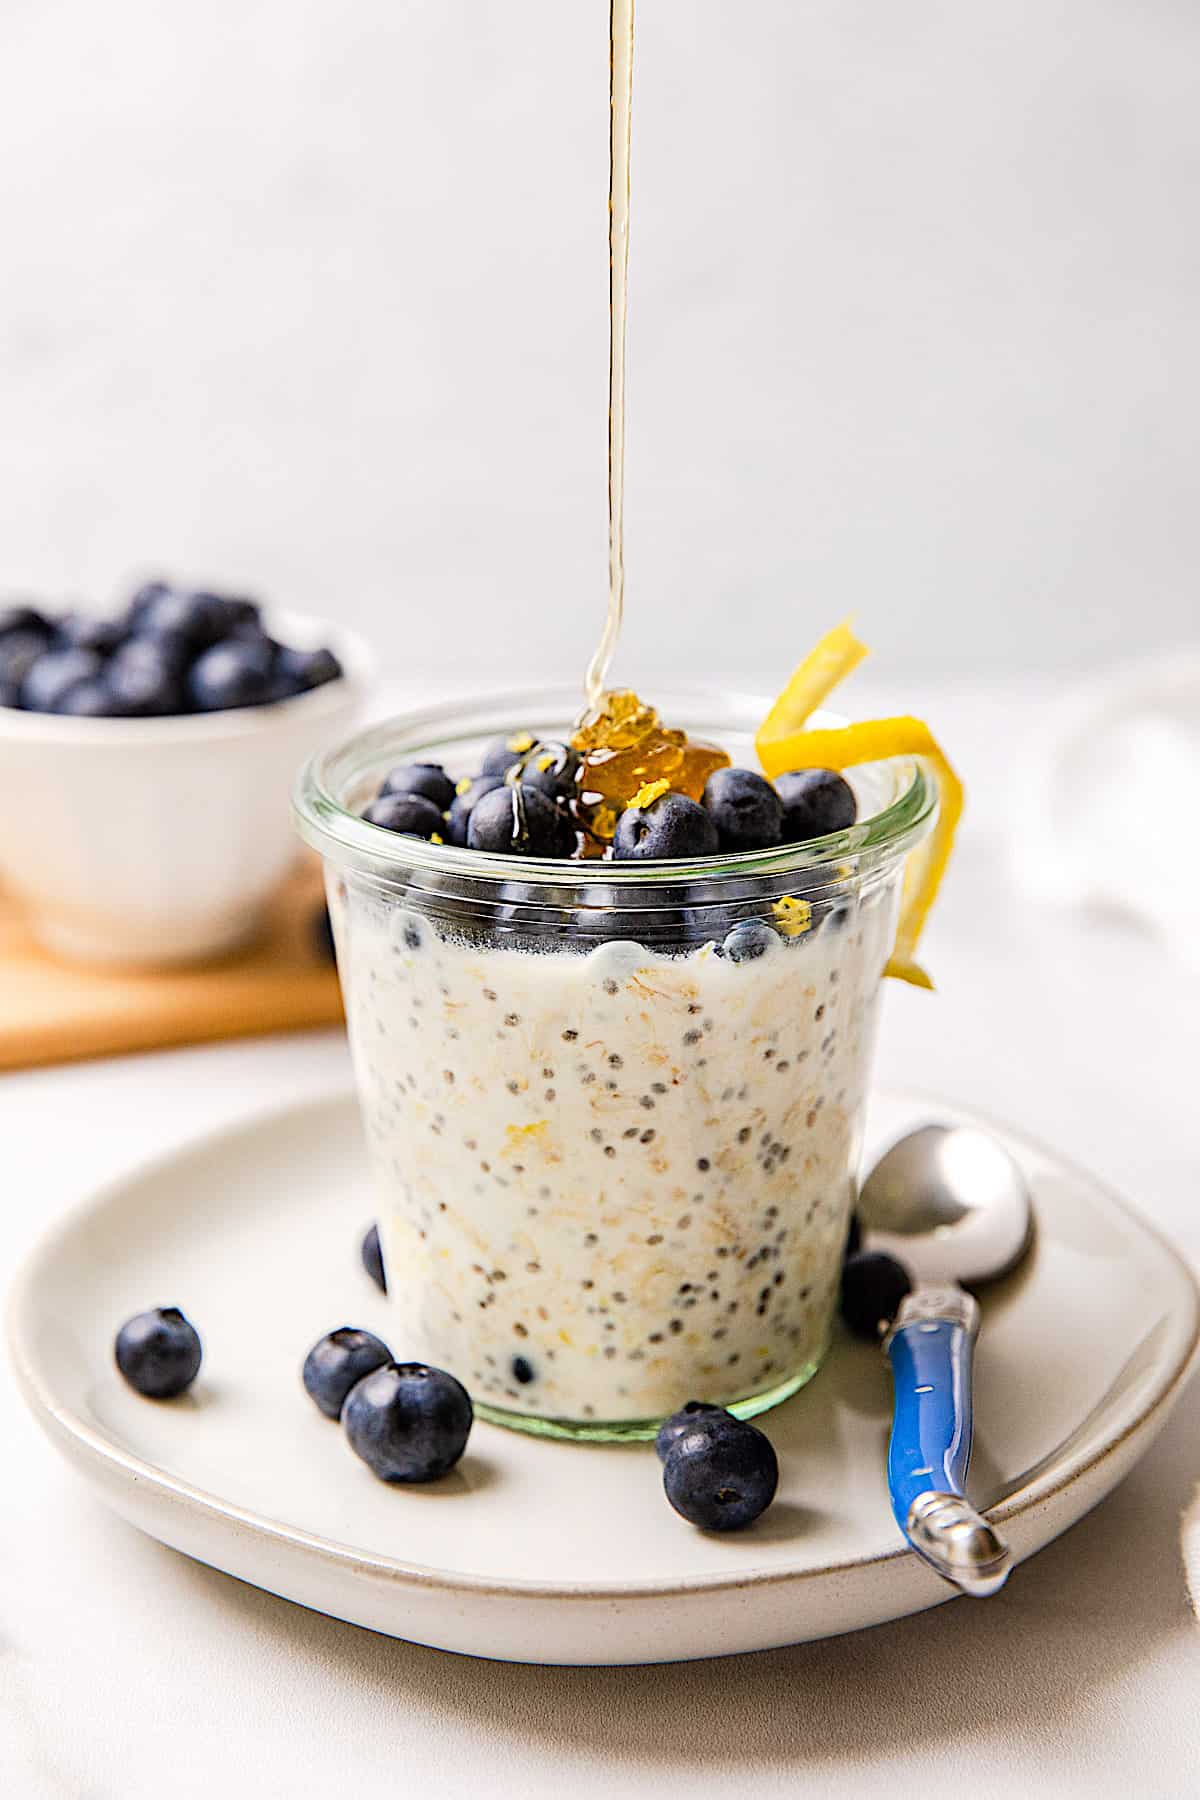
480, 732, 536, 778
363, 791, 445, 839
272, 644, 342, 697
702, 767, 783, 851
655, 1400, 731, 1463
516, 742, 581, 802
0, 679, 18, 707
612, 792, 719, 861
342, 1361, 473, 1482
361, 1222, 387, 1293
105, 637, 186, 715
723, 918, 775, 963
21, 647, 105, 713
58, 679, 123, 717
662, 1416, 779, 1530
187, 641, 273, 711
202, 592, 261, 634
844, 1212, 862, 1259
776, 768, 857, 842
133, 588, 232, 650
55, 610, 124, 655
0, 626, 52, 692
839, 1250, 912, 1342
0, 603, 48, 638
114, 1306, 203, 1399
512, 1355, 535, 1385
379, 762, 456, 811
467, 784, 576, 857
123, 579, 174, 627
302, 1326, 392, 1420
446, 774, 505, 846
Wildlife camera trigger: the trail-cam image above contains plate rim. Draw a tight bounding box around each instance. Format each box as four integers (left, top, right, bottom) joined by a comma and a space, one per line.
8, 1085, 1199, 1604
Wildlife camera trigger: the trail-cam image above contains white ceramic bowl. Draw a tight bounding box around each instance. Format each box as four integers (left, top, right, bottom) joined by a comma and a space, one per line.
0, 610, 374, 966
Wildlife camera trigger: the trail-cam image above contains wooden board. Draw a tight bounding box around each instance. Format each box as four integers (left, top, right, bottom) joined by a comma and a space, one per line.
0, 861, 344, 1072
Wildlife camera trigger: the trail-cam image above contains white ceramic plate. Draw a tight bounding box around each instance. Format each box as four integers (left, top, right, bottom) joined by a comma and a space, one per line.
8, 1090, 1197, 1665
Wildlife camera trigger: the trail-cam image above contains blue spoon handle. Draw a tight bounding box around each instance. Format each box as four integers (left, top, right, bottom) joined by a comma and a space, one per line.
884, 1285, 1012, 1597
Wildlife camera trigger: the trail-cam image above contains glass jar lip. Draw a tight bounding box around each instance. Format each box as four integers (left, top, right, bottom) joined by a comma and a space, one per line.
293, 683, 935, 887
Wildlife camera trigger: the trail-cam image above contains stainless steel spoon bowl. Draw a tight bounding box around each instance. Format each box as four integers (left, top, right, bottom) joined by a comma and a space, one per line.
859, 1123, 1034, 1289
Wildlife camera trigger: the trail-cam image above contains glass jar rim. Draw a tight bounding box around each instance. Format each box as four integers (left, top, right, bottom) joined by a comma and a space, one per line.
293, 684, 936, 887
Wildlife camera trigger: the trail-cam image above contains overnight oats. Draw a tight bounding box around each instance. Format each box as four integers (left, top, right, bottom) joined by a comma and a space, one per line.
295, 660, 951, 1438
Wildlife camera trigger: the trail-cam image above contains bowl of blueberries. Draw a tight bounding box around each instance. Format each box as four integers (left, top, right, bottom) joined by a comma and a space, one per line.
0, 578, 373, 965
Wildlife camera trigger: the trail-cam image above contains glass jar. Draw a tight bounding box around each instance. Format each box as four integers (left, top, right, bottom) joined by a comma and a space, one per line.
295, 686, 934, 1439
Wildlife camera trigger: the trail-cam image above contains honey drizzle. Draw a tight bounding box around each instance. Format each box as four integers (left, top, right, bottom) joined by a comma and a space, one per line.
584, 0, 635, 712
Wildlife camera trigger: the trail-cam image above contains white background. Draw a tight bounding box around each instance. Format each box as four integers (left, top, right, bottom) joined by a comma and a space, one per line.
1, 0, 1198, 684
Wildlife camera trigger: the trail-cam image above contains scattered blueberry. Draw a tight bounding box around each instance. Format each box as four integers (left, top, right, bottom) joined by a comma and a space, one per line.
702, 767, 783, 851
187, 641, 273, 711
302, 1326, 393, 1420
105, 637, 186, 715
363, 791, 446, 839
776, 768, 858, 841
655, 1400, 731, 1463
342, 1361, 474, 1483
21, 647, 105, 714
379, 762, 456, 811
512, 1355, 535, 1385
839, 1250, 913, 1341
361, 1222, 387, 1293
612, 792, 720, 861
446, 774, 504, 846
467, 784, 576, 857
114, 1306, 203, 1399
662, 1416, 779, 1530
0, 627, 52, 693
272, 644, 343, 697
844, 1212, 862, 1259
723, 918, 775, 963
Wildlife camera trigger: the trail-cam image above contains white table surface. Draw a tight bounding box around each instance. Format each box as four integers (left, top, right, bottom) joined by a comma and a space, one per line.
3, 679, 1199, 1800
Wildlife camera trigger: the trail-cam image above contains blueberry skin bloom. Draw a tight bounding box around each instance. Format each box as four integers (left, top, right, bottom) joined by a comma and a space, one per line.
363, 792, 446, 839
467, 784, 575, 857
662, 1417, 779, 1530
479, 733, 535, 777
302, 1327, 393, 1420
106, 637, 186, 716
379, 762, 456, 811
21, 647, 105, 713
654, 1400, 732, 1463
446, 774, 505, 846
343, 1362, 474, 1482
114, 1307, 203, 1399
776, 768, 858, 842
612, 793, 719, 860
187, 641, 273, 711
702, 767, 784, 851
839, 1250, 913, 1342
722, 918, 776, 964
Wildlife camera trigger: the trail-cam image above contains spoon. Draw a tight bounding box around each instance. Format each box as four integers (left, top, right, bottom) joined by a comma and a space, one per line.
857, 1123, 1034, 1598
